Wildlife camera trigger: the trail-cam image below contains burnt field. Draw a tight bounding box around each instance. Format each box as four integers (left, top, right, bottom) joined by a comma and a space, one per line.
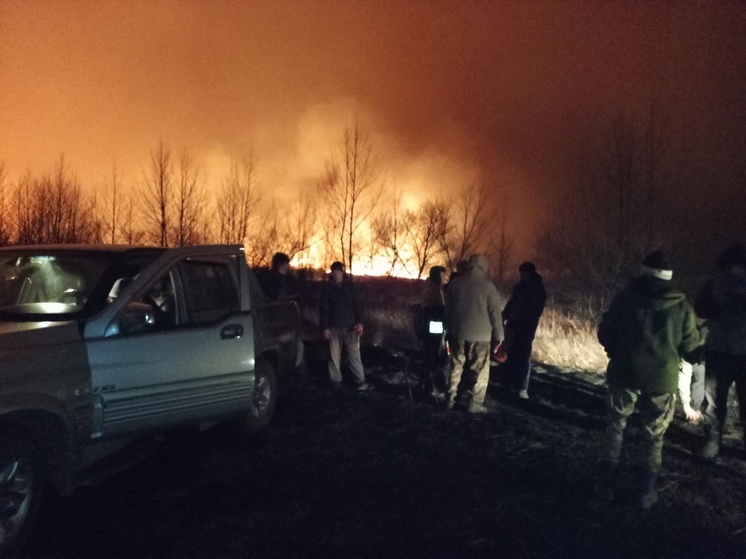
22, 347, 746, 559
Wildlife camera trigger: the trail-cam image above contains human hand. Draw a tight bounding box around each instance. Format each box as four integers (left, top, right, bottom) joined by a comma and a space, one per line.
323, 328, 332, 340
353, 323, 364, 336
683, 404, 702, 424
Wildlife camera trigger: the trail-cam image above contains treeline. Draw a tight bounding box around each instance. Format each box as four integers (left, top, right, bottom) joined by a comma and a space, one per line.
0, 125, 514, 280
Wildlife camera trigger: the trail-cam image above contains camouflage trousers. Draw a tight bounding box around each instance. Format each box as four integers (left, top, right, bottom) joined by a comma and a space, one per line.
448, 340, 491, 406
600, 384, 676, 472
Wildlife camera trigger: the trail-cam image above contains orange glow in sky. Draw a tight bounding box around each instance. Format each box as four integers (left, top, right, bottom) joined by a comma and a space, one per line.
1, 1, 744, 269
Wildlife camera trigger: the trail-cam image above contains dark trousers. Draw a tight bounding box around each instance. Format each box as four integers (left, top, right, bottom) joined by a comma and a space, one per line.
421, 333, 448, 392
702, 351, 746, 437
504, 336, 533, 391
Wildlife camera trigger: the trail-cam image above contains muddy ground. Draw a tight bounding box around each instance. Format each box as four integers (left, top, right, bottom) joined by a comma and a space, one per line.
22, 346, 746, 558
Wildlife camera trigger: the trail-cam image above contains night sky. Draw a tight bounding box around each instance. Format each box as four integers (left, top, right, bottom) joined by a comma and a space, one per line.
1, 1, 744, 264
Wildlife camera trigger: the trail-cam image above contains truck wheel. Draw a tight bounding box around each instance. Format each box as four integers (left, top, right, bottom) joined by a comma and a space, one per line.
0, 432, 44, 555
245, 359, 277, 433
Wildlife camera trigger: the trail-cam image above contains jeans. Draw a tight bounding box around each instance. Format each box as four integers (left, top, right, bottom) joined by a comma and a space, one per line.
504, 336, 533, 391
328, 327, 366, 384
702, 351, 746, 437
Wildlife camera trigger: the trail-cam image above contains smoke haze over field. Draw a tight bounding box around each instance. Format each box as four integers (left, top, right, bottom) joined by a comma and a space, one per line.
1, 1, 745, 266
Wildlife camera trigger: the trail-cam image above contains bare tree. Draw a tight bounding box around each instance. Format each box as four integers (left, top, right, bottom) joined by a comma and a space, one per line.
274, 191, 318, 262
371, 188, 412, 276
12, 157, 97, 244
407, 199, 449, 278
0, 163, 11, 246
216, 152, 261, 245
245, 199, 279, 268
486, 201, 514, 282
141, 139, 172, 247
319, 122, 383, 271
170, 147, 207, 247
121, 191, 144, 245
100, 163, 123, 244
437, 182, 496, 271
536, 106, 683, 300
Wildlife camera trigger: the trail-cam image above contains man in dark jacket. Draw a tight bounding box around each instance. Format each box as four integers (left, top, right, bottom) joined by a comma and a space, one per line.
695, 243, 746, 458
319, 261, 373, 391
597, 250, 700, 509
501, 261, 547, 399
263, 252, 298, 301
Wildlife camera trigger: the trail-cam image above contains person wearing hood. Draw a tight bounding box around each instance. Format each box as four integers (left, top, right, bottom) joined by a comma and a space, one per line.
694, 243, 746, 458
444, 254, 504, 413
418, 265, 449, 396
501, 261, 547, 399
596, 251, 700, 509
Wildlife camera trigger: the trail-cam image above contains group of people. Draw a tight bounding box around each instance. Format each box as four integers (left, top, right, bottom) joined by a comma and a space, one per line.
418, 255, 547, 412
596, 244, 746, 510
263, 243, 746, 512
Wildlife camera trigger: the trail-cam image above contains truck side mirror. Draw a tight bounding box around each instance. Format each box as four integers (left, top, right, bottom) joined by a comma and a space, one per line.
105, 302, 157, 337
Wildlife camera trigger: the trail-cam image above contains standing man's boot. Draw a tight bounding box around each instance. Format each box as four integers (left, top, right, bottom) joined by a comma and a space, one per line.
636, 468, 658, 510
700, 430, 721, 459
593, 460, 617, 502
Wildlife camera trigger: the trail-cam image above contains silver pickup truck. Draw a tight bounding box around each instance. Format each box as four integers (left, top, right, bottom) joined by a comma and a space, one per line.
0, 244, 302, 553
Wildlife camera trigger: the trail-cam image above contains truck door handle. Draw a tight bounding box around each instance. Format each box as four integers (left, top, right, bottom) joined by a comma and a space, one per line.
220, 324, 244, 339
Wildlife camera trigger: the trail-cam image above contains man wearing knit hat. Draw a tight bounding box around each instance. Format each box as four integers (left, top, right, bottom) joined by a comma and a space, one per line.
596, 250, 700, 509
501, 261, 547, 399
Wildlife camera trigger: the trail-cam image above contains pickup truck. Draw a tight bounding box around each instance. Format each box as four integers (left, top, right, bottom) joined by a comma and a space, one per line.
0, 244, 302, 553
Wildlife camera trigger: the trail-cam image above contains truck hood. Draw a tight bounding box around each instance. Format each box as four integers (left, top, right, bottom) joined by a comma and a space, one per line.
0, 320, 83, 356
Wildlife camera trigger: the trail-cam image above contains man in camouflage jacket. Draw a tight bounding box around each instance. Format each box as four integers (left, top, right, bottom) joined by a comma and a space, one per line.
597, 250, 700, 509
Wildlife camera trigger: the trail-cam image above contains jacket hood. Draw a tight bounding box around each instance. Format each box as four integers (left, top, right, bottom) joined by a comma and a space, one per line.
468, 254, 489, 276
627, 275, 685, 310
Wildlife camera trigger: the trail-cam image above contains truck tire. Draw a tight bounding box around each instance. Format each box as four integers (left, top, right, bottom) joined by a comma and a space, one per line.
244, 358, 277, 433
0, 431, 44, 555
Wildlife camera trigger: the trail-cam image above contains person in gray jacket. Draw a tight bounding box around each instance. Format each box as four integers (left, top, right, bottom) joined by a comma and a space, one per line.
444, 254, 504, 412
695, 244, 746, 458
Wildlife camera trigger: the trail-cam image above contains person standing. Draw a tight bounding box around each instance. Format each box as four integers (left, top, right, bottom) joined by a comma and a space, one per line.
695, 244, 746, 458
445, 254, 504, 413
596, 251, 700, 509
418, 265, 449, 397
263, 252, 298, 301
319, 261, 373, 391
501, 261, 547, 399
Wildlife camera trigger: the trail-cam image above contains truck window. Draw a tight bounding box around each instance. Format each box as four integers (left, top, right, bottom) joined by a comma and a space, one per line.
181, 259, 240, 325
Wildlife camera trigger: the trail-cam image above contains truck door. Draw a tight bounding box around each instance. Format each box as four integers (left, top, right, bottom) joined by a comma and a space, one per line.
86, 253, 255, 437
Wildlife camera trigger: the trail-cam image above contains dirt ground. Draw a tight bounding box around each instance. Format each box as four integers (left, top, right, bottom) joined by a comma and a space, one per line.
22, 346, 746, 559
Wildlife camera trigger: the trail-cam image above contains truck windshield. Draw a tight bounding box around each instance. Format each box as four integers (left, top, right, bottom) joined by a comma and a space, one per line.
0, 252, 113, 319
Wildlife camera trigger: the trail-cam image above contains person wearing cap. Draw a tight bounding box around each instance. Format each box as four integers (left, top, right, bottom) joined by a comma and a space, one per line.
596, 250, 700, 509
444, 254, 504, 413
418, 265, 449, 397
319, 261, 373, 391
501, 261, 547, 399
694, 243, 746, 458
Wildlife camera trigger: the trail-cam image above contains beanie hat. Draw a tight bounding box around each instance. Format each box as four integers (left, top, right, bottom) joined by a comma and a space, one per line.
330, 261, 345, 272
641, 250, 673, 281
519, 261, 536, 274
271, 252, 290, 269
